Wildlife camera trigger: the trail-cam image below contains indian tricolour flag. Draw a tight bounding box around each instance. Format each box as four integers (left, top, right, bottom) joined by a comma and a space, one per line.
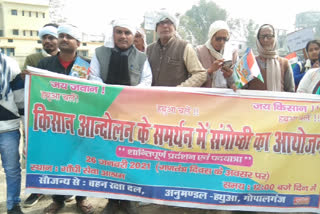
233, 48, 264, 88
285, 52, 298, 69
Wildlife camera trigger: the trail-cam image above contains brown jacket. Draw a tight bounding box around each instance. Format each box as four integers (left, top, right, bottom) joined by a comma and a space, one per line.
147, 36, 206, 87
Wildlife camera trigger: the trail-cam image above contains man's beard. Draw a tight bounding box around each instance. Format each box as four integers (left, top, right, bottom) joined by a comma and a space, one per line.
44, 47, 55, 54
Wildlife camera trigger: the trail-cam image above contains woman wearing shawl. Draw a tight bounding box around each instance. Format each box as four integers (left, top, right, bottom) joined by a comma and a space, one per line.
245, 24, 294, 92
196, 20, 236, 90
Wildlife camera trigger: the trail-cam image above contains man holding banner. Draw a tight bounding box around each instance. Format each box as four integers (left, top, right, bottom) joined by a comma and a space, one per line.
89, 19, 151, 214
37, 24, 94, 214
89, 19, 152, 87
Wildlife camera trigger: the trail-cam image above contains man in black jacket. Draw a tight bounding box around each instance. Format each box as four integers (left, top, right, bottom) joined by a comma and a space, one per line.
38, 24, 93, 214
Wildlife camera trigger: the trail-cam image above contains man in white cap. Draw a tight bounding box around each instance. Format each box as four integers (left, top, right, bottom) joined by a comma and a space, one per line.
146, 9, 207, 87
38, 24, 94, 214
38, 24, 90, 79
89, 18, 149, 214
89, 18, 151, 87
23, 23, 59, 70
22, 24, 59, 208
134, 28, 147, 52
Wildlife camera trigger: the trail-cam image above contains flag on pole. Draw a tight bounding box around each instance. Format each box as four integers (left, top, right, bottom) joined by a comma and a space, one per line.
285, 52, 298, 69
233, 48, 263, 88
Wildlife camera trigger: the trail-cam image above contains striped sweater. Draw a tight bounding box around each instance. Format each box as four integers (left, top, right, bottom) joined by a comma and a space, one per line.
0, 53, 24, 133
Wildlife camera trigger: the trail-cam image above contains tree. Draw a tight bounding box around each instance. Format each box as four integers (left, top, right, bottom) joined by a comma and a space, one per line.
245, 19, 259, 53
295, 11, 320, 38
49, 0, 67, 23
179, 0, 227, 45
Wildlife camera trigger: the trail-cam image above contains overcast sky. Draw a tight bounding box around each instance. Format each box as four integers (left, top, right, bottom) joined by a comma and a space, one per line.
63, 0, 319, 34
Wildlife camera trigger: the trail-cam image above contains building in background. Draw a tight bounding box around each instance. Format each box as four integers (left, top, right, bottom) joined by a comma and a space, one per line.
0, 0, 103, 68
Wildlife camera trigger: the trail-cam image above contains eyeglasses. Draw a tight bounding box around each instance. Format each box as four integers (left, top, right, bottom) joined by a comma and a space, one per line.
259, 34, 275, 40
215, 37, 229, 42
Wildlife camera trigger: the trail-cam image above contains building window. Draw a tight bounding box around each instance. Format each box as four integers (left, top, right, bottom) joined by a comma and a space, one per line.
22, 10, 25, 16
11, 9, 17, 15
0, 30, 3, 37
239, 44, 242, 50
8, 39, 13, 43
23, 30, 26, 36
30, 31, 33, 36
37, 40, 42, 44
43, 13, 45, 18
29, 11, 31, 17
36, 12, 38, 18
12, 29, 19, 35
37, 31, 39, 36
82, 43, 87, 46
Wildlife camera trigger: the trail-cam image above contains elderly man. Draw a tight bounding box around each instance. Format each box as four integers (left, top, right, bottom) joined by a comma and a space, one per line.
134, 28, 147, 52
89, 19, 152, 87
38, 24, 93, 214
244, 24, 294, 92
196, 20, 236, 89
146, 10, 207, 87
89, 19, 150, 214
22, 23, 59, 208
0, 51, 24, 214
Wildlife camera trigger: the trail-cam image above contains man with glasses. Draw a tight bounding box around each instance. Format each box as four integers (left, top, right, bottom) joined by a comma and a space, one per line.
37, 24, 94, 214
196, 20, 236, 89
244, 24, 294, 92
146, 10, 207, 87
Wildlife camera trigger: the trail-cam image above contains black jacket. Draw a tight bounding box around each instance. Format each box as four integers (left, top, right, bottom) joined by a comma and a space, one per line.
37, 52, 90, 75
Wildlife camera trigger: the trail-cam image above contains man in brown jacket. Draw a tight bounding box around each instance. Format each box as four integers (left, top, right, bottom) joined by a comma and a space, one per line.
146, 10, 207, 87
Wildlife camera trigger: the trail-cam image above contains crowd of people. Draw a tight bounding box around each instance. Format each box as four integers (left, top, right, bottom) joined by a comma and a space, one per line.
1, 9, 320, 214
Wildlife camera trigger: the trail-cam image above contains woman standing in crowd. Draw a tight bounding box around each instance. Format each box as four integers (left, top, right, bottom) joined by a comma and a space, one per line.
293, 40, 320, 87
196, 20, 236, 90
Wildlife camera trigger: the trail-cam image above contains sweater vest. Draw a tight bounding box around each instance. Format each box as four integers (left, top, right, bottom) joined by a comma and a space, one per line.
147, 37, 188, 86
95, 46, 146, 86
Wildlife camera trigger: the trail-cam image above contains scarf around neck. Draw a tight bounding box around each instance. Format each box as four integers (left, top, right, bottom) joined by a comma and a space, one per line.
256, 39, 281, 91
106, 46, 131, 85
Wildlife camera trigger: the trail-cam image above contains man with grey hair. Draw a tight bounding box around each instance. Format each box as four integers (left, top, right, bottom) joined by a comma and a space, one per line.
146, 10, 207, 87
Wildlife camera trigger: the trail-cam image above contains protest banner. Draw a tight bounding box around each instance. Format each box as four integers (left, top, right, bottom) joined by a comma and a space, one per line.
25, 68, 320, 212
286, 28, 314, 52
